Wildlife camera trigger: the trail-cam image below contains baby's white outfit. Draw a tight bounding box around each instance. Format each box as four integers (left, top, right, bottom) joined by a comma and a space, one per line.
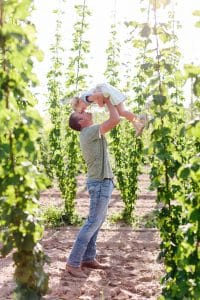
95, 83, 126, 106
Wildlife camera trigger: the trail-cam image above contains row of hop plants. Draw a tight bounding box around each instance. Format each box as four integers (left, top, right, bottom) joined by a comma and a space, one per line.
0, 1, 49, 298
44, 2, 91, 226
126, 1, 200, 298
102, 8, 143, 225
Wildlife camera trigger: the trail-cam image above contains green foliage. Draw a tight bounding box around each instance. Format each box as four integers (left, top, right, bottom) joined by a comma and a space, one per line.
43, 206, 65, 227
165, 119, 200, 300
128, 2, 200, 299
63, 2, 91, 214
109, 211, 137, 227
126, 6, 184, 110
64, 1, 91, 170
13, 244, 49, 299
42, 206, 83, 227
104, 18, 142, 224
0, 0, 49, 297
47, 2, 91, 225
158, 120, 200, 299
104, 23, 121, 86
193, 77, 200, 97
140, 209, 159, 228
193, 10, 200, 28
184, 64, 200, 117
38, 128, 54, 182
150, 0, 171, 10
65, 4, 91, 96
112, 122, 143, 224
47, 8, 76, 222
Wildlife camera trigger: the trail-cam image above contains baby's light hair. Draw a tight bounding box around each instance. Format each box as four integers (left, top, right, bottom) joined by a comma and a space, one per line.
71, 96, 81, 111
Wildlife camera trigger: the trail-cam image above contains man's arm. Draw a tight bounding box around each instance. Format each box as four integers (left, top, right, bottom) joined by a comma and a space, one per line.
100, 98, 120, 135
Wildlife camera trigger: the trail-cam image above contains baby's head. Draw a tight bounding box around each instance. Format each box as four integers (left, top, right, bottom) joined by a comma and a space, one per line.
70, 96, 87, 113
71, 92, 94, 113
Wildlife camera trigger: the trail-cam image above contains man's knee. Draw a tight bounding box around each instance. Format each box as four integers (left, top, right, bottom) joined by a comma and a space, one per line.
87, 216, 102, 227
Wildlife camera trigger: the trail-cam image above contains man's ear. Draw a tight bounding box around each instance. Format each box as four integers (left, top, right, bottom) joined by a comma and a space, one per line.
78, 119, 84, 127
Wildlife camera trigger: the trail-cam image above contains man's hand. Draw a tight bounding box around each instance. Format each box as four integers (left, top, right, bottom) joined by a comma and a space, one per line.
100, 98, 120, 135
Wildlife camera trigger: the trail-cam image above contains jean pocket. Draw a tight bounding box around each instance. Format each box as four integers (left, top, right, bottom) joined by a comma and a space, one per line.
101, 181, 113, 199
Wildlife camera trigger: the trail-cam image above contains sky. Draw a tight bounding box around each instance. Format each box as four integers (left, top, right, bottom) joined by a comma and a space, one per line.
31, 0, 200, 113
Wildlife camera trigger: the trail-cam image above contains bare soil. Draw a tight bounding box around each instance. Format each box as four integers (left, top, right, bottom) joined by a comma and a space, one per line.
0, 172, 164, 300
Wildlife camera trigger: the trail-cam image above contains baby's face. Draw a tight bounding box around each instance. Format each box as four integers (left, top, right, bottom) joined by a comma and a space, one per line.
77, 100, 88, 112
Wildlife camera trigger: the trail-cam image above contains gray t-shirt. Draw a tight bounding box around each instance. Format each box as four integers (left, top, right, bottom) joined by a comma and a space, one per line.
80, 124, 113, 180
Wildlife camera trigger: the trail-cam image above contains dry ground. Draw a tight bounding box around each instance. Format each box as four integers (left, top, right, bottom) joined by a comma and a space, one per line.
0, 171, 164, 300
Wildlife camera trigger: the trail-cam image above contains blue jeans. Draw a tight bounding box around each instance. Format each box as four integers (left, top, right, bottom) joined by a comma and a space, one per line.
67, 178, 114, 267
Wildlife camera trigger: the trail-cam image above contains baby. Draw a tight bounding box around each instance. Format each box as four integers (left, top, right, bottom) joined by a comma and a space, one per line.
71, 83, 147, 136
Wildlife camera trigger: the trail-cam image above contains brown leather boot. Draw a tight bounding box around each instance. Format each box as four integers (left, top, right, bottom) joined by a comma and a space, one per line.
66, 264, 87, 278
81, 259, 110, 269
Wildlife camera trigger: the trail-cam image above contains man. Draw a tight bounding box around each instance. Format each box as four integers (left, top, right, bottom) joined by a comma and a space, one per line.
66, 97, 120, 278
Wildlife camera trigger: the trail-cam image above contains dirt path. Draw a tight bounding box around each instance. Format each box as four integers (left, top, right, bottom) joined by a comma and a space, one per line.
0, 172, 163, 300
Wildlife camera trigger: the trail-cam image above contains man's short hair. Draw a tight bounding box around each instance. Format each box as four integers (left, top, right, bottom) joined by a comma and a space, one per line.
69, 112, 81, 131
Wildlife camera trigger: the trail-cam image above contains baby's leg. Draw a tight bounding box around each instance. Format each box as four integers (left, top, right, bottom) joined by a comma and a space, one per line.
116, 102, 147, 136
116, 102, 137, 122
